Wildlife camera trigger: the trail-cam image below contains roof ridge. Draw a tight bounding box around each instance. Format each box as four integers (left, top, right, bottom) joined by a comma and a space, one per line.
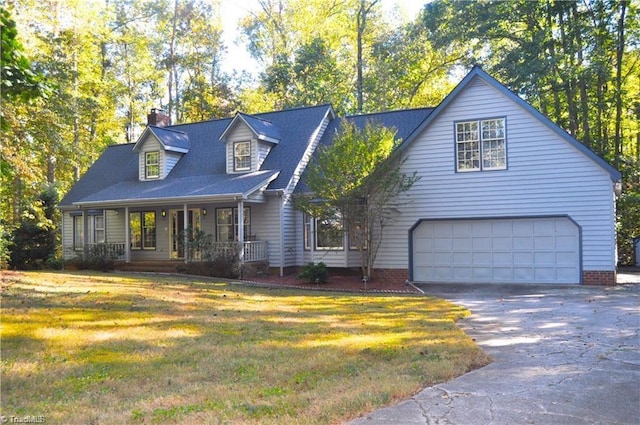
253, 103, 333, 117
149, 125, 187, 134
343, 106, 434, 119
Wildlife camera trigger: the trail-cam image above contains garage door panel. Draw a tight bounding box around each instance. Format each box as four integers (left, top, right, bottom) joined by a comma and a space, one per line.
412, 217, 580, 284
453, 222, 472, 236
472, 221, 492, 235
513, 237, 533, 249
453, 252, 471, 265
493, 237, 512, 250
513, 221, 534, 235
473, 252, 491, 265
534, 236, 555, 249
472, 237, 491, 250
534, 252, 555, 265
453, 237, 471, 250
494, 267, 513, 280
493, 252, 512, 265
434, 237, 452, 250
514, 252, 533, 264
556, 236, 577, 249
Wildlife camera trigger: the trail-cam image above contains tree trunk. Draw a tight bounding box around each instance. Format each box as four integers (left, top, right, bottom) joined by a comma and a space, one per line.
613, 0, 627, 168
356, 0, 365, 113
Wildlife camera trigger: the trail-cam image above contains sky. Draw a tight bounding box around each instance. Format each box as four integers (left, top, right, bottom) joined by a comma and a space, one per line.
218, 0, 428, 76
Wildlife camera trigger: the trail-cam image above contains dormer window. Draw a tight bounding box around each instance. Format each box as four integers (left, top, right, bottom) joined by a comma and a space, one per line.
145, 151, 160, 179
234, 141, 251, 171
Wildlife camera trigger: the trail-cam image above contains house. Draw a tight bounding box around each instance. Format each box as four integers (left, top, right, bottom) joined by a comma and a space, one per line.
59, 66, 622, 285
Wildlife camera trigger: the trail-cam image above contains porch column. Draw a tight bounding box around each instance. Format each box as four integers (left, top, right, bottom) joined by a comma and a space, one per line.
183, 204, 189, 263
82, 208, 88, 261
237, 200, 244, 263
124, 207, 130, 262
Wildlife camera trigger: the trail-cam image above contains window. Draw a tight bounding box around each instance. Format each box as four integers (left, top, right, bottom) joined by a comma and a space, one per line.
216, 207, 251, 241
303, 213, 312, 250
95, 215, 105, 245
73, 214, 105, 250
456, 118, 506, 171
130, 211, 156, 249
234, 141, 251, 171
315, 217, 344, 250
146, 151, 160, 178
73, 216, 83, 250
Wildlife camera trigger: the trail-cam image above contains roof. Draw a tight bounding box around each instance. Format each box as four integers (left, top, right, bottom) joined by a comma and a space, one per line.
219, 113, 282, 144
75, 170, 280, 207
395, 65, 622, 182
146, 126, 191, 153
60, 104, 334, 208
295, 107, 434, 193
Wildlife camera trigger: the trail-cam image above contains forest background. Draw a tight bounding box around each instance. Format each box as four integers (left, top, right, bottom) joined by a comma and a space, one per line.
1, 0, 639, 266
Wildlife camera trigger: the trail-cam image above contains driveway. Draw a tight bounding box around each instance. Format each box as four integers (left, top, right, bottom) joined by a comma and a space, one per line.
347, 281, 640, 425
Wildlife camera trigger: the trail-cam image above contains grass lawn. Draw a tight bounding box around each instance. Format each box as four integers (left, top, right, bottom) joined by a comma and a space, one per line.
1, 271, 490, 424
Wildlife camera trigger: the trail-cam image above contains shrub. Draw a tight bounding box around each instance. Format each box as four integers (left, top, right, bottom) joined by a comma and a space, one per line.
65, 244, 119, 272
181, 237, 241, 279
297, 262, 328, 283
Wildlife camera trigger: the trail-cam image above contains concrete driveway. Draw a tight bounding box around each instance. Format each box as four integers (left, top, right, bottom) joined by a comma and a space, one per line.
347, 282, 640, 425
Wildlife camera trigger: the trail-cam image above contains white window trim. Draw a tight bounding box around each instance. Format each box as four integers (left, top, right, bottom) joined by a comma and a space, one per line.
216, 207, 251, 241
455, 118, 506, 172
145, 151, 160, 179
233, 141, 251, 172
314, 217, 344, 251
72, 214, 105, 250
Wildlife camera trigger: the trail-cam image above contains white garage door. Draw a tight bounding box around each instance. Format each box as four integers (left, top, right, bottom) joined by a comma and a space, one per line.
411, 217, 580, 284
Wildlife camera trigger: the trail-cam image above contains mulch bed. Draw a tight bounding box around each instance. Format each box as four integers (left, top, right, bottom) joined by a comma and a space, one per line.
243, 273, 423, 294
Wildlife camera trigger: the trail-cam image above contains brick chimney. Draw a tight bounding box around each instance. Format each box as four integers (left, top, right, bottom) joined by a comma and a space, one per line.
147, 108, 171, 127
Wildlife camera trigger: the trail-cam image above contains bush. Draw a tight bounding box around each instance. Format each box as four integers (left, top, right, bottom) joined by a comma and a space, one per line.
297, 262, 328, 283
65, 244, 118, 272
182, 248, 241, 279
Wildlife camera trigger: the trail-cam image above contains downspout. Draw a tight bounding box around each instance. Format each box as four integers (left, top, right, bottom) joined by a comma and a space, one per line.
279, 191, 285, 277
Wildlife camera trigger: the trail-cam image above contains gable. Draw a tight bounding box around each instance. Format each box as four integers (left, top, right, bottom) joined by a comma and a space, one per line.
397, 66, 621, 183
133, 127, 191, 181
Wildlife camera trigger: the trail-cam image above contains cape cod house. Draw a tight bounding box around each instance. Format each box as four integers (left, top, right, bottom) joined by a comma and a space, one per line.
59, 67, 622, 285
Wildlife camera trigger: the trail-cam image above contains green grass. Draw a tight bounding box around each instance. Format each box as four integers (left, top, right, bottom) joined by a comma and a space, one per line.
0, 271, 490, 424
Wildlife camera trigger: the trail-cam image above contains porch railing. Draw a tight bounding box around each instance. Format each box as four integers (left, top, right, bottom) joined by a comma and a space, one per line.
87, 243, 126, 261
209, 241, 268, 263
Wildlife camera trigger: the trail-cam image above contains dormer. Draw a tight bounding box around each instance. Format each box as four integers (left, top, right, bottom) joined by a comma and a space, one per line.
133, 126, 190, 181
219, 112, 281, 174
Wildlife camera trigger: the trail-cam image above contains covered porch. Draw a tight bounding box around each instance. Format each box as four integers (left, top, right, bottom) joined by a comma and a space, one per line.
72, 198, 270, 265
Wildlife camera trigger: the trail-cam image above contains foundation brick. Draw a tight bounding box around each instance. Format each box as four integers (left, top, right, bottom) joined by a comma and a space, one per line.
373, 268, 409, 283
582, 270, 617, 286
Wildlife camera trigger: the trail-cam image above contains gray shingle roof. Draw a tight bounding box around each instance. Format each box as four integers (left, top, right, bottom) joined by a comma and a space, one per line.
60, 104, 334, 208
76, 170, 280, 206
237, 113, 282, 143
296, 107, 434, 193
147, 126, 191, 152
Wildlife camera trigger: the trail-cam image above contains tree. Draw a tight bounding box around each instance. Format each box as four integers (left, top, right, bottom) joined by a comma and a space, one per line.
8, 186, 59, 270
296, 121, 419, 279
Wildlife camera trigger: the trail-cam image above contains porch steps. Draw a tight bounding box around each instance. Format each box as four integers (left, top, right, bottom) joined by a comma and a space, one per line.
115, 261, 184, 274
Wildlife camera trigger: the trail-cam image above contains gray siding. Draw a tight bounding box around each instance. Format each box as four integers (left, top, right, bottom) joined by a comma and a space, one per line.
376, 77, 616, 272
138, 137, 164, 181
164, 152, 183, 176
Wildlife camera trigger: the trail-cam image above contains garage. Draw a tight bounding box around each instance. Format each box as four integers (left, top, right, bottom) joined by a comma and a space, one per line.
411, 217, 581, 284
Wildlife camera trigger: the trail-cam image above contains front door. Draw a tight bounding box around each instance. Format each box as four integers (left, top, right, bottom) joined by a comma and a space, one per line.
170, 209, 201, 259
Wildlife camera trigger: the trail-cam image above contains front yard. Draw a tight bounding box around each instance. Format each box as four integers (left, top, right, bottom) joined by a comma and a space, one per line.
0, 271, 490, 424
